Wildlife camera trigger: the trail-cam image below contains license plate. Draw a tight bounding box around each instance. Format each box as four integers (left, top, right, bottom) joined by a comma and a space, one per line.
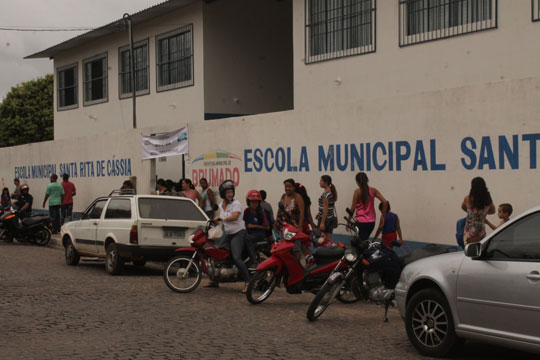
163, 229, 185, 238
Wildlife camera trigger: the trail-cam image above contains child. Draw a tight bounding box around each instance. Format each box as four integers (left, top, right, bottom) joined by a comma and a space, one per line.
485, 203, 512, 230
373, 201, 403, 249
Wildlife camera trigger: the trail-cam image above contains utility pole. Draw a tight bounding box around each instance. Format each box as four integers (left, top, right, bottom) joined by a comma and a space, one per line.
123, 13, 136, 129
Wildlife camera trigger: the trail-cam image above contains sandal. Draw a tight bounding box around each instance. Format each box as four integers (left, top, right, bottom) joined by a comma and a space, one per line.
242, 284, 249, 294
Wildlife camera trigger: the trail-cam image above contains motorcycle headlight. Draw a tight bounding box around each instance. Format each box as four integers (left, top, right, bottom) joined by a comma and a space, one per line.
188, 234, 195, 244
283, 228, 297, 241
344, 248, 358, 263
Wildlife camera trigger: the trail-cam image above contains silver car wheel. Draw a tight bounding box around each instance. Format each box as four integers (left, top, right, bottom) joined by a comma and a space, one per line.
411, 299, 449, 348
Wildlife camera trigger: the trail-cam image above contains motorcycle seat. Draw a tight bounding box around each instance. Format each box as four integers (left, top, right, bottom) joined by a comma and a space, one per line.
398, 245, 449, 267
22, 216, 49, 227
314, 246, 345, 265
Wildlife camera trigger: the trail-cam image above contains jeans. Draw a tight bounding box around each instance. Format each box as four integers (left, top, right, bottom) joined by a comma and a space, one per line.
245, 232, 265, 264
49, 205, 61, 234
224, 229, 250, 282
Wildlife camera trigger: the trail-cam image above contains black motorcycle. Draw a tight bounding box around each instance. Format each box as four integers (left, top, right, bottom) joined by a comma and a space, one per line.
0, 207, 52, 246
306, 210, 449, 322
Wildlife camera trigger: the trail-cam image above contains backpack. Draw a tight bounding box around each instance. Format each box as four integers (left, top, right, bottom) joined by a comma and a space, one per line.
456, 217, 466, 248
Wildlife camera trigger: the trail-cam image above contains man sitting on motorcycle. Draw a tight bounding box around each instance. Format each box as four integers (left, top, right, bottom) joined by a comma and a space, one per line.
243, 190, 270, 269
16, 184, 33, 218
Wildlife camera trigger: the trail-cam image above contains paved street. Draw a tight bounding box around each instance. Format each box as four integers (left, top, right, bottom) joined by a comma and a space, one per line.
0, 242, 537, 360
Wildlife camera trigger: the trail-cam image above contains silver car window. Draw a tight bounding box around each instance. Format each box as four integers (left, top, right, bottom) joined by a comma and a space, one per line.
485, 211, 540, 261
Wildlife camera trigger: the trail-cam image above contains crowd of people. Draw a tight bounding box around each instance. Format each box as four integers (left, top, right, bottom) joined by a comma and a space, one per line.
3, 174, 76, 235
3, 171, 509, 280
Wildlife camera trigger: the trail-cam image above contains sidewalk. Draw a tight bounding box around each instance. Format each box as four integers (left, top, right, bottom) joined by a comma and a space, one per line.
49, 233, 62, 249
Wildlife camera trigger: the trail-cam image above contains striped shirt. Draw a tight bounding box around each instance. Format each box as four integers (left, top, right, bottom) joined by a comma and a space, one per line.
318, 191, 335, 219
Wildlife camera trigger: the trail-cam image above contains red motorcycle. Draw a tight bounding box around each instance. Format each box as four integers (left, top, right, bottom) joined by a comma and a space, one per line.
163, 221, 270, 293
246, 223, 358, 304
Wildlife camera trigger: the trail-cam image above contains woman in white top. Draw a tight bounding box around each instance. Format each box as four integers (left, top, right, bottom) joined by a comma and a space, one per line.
213, 180, 251, 293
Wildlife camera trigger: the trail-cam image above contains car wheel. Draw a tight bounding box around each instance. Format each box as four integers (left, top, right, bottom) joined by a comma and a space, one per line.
65, 239, 80, 266
105, 242, 124, 275
405, 288, 459, 358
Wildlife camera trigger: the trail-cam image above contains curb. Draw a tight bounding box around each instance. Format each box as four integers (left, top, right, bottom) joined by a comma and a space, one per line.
49, 234, 63, 249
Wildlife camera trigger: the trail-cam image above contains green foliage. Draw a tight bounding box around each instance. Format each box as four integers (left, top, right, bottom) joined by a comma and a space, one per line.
0, 74, 53, 147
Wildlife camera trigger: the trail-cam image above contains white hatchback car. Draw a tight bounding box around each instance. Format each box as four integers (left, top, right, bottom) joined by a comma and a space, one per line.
61, 193, 209, 274
395, 205, 540, 357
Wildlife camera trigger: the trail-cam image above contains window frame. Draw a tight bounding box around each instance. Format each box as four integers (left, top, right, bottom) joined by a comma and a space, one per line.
533, 0, 540, 22
399, 0, 498, 47
84, 199, 109, 220
482, 211, 540, 263
118, 38, 150, 99
104, 198, 133, 219
56, 62, 79, 111
83, 52, 109, 107
155, 24, 194, 93
304, 0, 377, 64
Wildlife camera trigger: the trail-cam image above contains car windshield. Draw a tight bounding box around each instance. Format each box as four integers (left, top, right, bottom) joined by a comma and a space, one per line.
138, 198, 207, 221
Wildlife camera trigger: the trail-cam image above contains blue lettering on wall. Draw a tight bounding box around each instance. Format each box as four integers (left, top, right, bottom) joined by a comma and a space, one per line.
499, 135, 518, 170
395, 141, 411, 171
413, 140, 427, 171
461, 137, 477, 170
523, 133, 540, 169
299, 146, 309, 172
318, 145, 334, 172
275, 147, 285, 172
15, 158, 132, 179
242, 133, 540, 175
373, 142, 387, 171
264, 148, 274, 172
478, 136, 496, 170
430, 139, 446, 171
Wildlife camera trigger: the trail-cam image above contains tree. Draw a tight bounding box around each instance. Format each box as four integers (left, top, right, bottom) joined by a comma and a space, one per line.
0, 74, 53, 147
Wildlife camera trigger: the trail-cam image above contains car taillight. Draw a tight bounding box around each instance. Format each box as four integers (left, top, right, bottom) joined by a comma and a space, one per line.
130, 225, 138, 244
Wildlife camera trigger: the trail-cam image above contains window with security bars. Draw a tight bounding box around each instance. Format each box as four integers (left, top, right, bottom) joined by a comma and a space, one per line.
305, 0, 376, 64
57, 63, 78, 110
399, 0, 497, 46
156, 25, 193, 91
83, 54, 108, 105
119, 41, 149, 98
533, 0, 540, 22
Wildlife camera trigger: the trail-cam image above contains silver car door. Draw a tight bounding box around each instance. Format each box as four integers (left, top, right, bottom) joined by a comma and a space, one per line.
456, 211, 540, 343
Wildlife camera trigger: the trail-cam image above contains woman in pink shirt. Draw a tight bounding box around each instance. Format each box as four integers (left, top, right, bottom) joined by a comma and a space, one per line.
180, 179, 202, 207
349, 172, 388, 241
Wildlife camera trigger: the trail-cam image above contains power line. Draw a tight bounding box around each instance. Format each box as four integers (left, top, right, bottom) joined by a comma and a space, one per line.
0, 26, 95, 32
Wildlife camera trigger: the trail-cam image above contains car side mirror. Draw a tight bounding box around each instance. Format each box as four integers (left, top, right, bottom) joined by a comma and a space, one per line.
464, 242, 482, 258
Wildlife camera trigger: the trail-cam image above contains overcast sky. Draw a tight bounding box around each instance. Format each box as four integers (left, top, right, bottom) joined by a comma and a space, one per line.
0, 0, 160, 100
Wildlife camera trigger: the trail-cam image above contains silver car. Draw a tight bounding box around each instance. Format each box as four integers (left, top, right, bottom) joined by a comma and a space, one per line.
395, 206, 540, 357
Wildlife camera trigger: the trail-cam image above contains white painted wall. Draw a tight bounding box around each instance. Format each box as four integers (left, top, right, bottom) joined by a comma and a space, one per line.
292, 0, 540, 110
53, 1, 205, 140
186, 76, 540, 245
203, 0, 293, 116
1, 129, 153, 213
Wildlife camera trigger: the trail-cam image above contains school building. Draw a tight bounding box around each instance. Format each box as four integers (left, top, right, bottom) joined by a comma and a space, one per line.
6, 0, 540, 245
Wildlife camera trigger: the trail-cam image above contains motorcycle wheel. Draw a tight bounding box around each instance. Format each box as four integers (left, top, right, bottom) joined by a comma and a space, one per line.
246, 269, 277, 304
34, 228, 51, 246
337, 275, 362, 303
306, 281, 342, 321
163, 255, 202, 293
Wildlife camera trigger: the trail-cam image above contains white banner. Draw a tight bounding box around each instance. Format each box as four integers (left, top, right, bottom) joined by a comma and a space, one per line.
141, 127, 189, 160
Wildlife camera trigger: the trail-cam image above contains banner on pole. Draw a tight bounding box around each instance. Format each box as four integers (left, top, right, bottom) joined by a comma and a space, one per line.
141, 127, 189, 160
